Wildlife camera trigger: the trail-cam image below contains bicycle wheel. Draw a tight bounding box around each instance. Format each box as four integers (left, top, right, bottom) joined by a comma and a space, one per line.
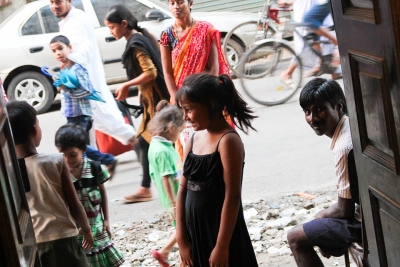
239, 41, 303, 106
223, 21, 275, 76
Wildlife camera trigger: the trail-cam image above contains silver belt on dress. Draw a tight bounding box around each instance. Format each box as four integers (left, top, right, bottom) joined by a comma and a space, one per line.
187, 180, 206, 191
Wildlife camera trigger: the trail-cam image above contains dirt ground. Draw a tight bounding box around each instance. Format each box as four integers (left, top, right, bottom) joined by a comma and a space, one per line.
113, 189, 357, 267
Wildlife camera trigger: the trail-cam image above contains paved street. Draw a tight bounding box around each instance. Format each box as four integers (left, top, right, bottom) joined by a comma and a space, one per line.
37, 76, 343, 226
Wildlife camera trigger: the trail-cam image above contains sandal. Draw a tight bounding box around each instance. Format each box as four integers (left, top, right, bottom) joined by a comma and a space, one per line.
151, 250, 170, 267
123, 194, 152, 203
280, 74, 294, 89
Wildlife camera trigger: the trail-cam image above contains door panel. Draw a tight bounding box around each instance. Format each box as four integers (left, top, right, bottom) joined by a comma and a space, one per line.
0, 90, 37, 266
331, 0, 400, 266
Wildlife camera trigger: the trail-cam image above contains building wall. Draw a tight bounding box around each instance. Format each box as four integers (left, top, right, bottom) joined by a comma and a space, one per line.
0, 0, 31, 23
159, 0, 278, 13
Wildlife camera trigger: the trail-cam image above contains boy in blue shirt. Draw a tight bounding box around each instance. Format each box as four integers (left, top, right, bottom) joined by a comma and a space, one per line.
50, 35, 117, 175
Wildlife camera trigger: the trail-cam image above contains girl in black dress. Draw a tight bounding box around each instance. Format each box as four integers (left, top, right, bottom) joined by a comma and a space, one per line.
175, 73, 258, 267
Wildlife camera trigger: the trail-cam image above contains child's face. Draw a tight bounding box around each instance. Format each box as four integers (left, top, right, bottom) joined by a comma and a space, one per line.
59, 147, 84, 169
180, 96, 209, 131
50, 41, 71, 63
169, 123, 186, 143
104, 20, 129, 40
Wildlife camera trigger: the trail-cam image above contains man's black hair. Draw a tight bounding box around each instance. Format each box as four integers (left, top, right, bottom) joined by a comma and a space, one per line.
6, 101, 37, 145
299, 78, 347, 114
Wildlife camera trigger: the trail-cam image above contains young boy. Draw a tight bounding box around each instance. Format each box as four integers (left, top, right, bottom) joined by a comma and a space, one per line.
6, 100, 93, 267
50, 35, 117, 176
50, 35, 94, 131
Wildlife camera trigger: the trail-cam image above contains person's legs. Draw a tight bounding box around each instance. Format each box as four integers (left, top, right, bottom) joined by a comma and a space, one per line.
66, 116, 117, 175
288, 217, 362, 266
159, 231, 177, 258
66, 115, 92, 133
281, 61, 297, 81
152, 231, 177, 266
287, 224, 325, 267
124, 135, 152, 202
138, 135, 151, 188
303, 1, 332, 31
303, 0, 337, 45
36, 237, 90, 267
85, 145, 116, 166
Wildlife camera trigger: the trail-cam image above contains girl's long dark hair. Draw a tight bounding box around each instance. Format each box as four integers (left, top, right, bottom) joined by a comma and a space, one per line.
105, 5, 159, 49
176, 73, 257, 133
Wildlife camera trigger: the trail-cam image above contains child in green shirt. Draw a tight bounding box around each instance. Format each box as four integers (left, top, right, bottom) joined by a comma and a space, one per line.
148, 104, 185, 267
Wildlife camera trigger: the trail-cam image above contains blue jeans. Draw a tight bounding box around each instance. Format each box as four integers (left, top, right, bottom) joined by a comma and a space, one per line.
85, 145, 114, 166
66, 116, 115, 165
66, 115, 92, 132
303, 0, 332, 30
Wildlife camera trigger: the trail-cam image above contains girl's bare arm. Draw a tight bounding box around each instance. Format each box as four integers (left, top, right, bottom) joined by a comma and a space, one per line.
160, 45, 178, 103
162, 175, 176, 205
99, 183, 111, 237
209, 133, 243, 266
115, 49, 157, 100
176, 134, 193, 266
60, 159, 93, 249
207, 37, 219, 76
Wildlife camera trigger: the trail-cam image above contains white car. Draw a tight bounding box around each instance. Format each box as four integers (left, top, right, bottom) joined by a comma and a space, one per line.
0, 0, 255, 113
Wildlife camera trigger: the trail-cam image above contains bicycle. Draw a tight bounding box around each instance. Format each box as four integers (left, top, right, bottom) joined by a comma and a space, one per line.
237, 21, 339, 106
222, 0, 292, 77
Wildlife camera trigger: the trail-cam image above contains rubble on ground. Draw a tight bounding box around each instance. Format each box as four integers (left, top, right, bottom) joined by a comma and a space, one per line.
113, 189, 351, 267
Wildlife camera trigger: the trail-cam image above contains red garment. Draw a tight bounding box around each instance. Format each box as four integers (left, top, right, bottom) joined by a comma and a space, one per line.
160, 21, 232, 160
95, 116, 131, 156
160, 21, 230, 89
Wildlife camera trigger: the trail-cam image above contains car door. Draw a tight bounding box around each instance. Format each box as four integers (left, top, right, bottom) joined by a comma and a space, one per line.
88, 0, 172, 84
20, 1, 85, 73
19, 5, 59, 72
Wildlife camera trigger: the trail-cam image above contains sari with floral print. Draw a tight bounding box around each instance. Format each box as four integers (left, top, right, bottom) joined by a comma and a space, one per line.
160, 21, 230, 89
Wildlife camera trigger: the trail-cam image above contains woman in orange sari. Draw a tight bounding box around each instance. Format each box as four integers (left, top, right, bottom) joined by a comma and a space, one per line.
160, 0, 230, 159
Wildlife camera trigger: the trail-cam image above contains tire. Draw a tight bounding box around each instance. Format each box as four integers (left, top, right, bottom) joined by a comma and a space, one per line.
239, 41, 303, 106
7, 71, 55, 114
223, 21, 275, 76
224, 38, 244, 76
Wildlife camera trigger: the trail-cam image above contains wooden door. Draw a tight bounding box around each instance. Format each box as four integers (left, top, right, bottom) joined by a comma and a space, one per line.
331, 0, 400, 266
0, 89, 37, 265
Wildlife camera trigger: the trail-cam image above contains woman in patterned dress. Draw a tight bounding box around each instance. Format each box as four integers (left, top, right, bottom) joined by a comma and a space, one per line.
160, 0, 230, 160
55, 124, 124, 267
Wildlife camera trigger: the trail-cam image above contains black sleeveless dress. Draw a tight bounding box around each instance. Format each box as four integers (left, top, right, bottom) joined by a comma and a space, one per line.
183, 131, 258, 267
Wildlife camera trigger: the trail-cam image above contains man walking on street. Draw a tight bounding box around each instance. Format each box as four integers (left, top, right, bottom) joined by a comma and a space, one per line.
287, 78, 362, 266
49, 0, 136, 148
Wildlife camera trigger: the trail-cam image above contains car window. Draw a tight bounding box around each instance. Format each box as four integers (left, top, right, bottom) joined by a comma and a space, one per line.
41, 6, 60, 33
21, 0, 85, 36
91, 0, 152, 27
21, 12, 42, 35
41, 0, 84, 33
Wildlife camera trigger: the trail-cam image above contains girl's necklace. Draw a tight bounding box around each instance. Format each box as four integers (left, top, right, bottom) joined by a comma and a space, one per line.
173, 17, 193, 40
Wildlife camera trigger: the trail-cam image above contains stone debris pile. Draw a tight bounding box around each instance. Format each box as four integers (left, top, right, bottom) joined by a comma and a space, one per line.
112, 189, 352, 267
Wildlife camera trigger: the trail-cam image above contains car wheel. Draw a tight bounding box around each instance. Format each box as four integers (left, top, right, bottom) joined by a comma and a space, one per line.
224, 38, 244, 71
7, 71, 55, 114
